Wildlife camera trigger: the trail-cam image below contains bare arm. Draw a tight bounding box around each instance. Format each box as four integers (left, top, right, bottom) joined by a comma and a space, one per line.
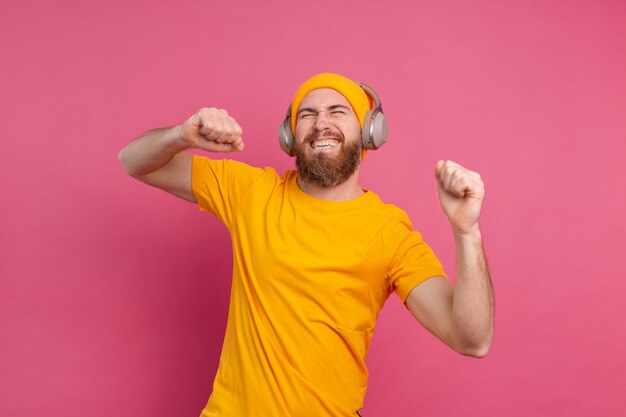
118, 108, 245, 201
405, 161, 494, 358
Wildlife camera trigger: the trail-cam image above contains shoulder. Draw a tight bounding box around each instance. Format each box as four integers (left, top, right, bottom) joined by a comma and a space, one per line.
193, 155, 282, 182
364, 195, 423, 248
192, 154, 260, 173
365, 191, 413, 227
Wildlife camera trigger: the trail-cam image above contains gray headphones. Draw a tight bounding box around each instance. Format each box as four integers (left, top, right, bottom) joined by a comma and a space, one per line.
277, 81, 388, 157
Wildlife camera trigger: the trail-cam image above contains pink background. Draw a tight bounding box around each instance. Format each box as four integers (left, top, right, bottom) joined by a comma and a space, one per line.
1, 0, 625, 416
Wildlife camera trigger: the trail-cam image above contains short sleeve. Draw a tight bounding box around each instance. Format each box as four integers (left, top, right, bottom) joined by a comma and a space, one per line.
385, 215, 447, 303
191, 155, 265, 226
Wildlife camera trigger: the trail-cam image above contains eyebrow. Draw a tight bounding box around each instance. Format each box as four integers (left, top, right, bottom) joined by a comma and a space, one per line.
297, 104, 351, 116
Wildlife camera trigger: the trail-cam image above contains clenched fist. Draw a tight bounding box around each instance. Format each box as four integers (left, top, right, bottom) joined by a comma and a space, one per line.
435, 160, 485, 235
178, 107, 244, 153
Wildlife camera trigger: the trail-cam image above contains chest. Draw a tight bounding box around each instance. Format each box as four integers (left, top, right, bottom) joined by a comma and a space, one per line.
232, 190, 393, 319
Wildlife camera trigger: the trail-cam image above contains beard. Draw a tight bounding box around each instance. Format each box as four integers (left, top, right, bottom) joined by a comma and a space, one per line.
293, 130, 362, 187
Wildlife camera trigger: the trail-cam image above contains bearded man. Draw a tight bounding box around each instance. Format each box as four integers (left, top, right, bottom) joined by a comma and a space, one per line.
119, 73, 494, 417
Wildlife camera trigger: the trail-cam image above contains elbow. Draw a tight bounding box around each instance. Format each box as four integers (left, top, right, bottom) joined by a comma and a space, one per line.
118, 149, 138, 178
453, 335, 493, 358
459, 343, 491, 358
118, 149, 130, 173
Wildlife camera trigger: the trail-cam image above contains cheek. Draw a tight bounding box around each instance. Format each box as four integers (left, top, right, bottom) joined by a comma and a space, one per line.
345, 123, 362, 143
294, 123, 311, 141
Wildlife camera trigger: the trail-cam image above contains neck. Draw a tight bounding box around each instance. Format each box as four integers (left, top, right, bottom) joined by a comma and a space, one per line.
296, 170, 364, 202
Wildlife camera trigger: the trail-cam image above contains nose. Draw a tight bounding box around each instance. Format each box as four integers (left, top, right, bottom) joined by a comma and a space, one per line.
314, 111, 331, 131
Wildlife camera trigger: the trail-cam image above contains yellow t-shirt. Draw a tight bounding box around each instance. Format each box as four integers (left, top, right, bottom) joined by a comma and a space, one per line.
192, 155, 446, 417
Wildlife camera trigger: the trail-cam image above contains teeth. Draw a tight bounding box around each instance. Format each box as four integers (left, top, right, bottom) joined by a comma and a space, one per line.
311, 140, 339, 149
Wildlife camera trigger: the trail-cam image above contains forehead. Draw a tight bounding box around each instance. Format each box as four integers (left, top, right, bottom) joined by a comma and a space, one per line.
298, 88, 352, 110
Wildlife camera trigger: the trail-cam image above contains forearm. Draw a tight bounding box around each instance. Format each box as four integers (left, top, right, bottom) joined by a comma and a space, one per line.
451, 229, 494, 357
118, 125, 188, 178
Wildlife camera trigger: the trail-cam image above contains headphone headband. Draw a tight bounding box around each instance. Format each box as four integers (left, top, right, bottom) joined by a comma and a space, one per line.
355, 81, 383, 111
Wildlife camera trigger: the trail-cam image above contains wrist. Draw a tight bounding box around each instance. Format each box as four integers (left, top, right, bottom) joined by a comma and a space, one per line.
453, 227, 484, 265
170, 125, 190, 148
452, 226, 482, 242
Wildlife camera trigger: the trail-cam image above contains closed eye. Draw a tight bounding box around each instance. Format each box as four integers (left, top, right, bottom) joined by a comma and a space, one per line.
328, 104, 351, 115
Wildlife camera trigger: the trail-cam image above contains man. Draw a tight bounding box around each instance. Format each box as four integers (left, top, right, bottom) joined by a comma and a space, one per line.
119, 73, 494, 417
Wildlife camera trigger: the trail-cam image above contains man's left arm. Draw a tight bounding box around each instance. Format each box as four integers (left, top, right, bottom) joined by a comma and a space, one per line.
405, 160, 494, 358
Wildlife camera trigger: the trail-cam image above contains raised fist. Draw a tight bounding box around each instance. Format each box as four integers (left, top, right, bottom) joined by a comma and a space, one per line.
178, 107, 244, 152
435, 160, 485, 235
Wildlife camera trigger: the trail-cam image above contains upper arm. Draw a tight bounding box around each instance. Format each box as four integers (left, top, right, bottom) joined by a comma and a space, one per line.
405, 276, 456, 349
139, 151, 196, 203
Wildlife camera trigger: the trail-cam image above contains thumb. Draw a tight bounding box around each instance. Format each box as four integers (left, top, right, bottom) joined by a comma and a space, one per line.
231, 138, 245, 151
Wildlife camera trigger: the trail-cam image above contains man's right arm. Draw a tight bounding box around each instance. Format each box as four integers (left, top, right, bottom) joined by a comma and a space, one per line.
118, 108, 245, 202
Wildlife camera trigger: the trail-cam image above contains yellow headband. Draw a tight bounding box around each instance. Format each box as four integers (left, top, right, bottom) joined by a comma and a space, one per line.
290, 73, 372, 134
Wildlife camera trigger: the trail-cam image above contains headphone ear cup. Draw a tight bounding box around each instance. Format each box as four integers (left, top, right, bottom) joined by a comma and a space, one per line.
361, 108, 389, 150
361, 109, 375, 150
278, 120, 295, 156
278, 105, 295, 156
